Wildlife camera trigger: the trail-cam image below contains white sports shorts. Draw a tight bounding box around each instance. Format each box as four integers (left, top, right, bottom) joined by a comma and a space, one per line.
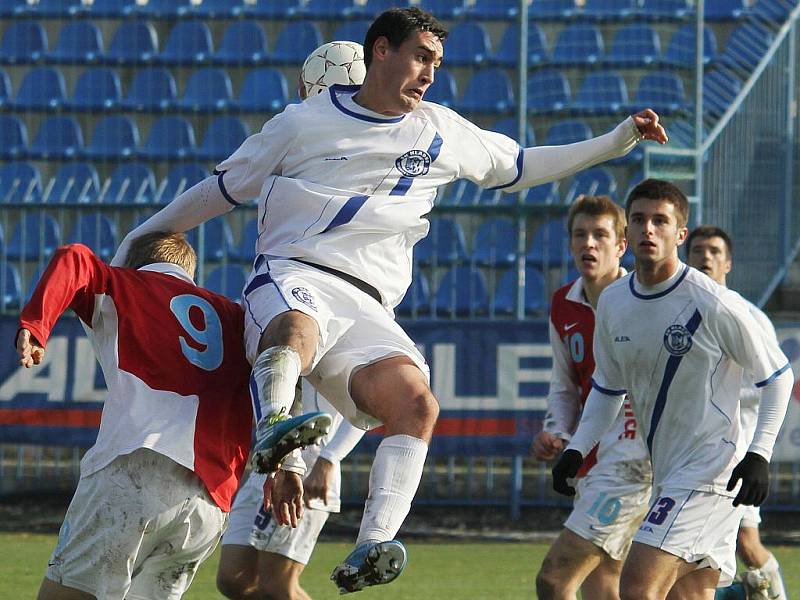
740, 504, 761, 529
45, 448, 227, 600
242, 258, 429, 430
564, 475, 652, 561
633, 488, 743, 587
223, 472, 329, 565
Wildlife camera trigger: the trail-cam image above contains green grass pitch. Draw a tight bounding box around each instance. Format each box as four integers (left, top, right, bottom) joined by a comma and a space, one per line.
2, 533, 797, 598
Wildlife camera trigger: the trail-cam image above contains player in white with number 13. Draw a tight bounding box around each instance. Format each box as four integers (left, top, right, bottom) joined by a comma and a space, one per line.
113, 8, 668, 593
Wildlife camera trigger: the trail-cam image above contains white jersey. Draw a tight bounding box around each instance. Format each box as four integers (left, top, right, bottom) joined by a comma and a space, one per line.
739, 301, 778, 441
592, 263, 790, 495
214, 84, 521, 309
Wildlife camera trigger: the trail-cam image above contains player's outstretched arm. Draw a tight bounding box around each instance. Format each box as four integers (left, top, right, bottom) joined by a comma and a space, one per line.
16, 328, 45, 368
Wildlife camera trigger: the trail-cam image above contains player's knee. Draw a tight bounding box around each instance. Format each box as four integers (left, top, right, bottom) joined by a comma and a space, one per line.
535, 568, 562, 599
408, 390, 439, 425
619, 576, 657, 600
258, 577, 295, 600
216, 570, 252, 600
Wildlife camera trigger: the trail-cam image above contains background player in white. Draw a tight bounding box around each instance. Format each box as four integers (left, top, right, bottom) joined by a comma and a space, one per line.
533, 195, 652, 600
111, 7, 668, 592
552, 179, 792, 599
18, 233, 253, 600
686, 226, 788, 600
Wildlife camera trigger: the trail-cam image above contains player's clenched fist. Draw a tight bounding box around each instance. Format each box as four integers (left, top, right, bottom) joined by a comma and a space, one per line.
552, 449, 584, 496
531, 431, 565, 461
16, 328, 45, 368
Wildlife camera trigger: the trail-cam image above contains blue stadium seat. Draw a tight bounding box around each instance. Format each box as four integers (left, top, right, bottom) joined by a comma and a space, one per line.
196, 217, 237, 263
470, 0, 521, 19
630, 71, 687, 115
433, 266, 488, 317
159, 21, 213, 65
523, 182, 560, 205
660, 24, 716, 68
348, 0, 411, 18
580, 0, 636, 21
750, 0, 799, 29
0, 20, 47, 64
12, 66, 67, 111
637, 0, 692, 20
176, 68, 233, 112
121, 67, 177, 112
234, 68, 289, 113
103, 163, 157, 204
204, 264, 247, 302
105, 20, 158, 65
1, 263, 22, 310
571, 71, 628, 115
0, 69, 9, 110
241, 0, 302, 18
439, 179, 480, 206
0, 0, 31, 17
332, 21, 371, 44
415, 218, 468, 266
717, 22, 774, 76
44, 162, 100, 204
0, 115, 27, 160
545, 119, 593, 145
424, 68, 457, 107
564, 167, 617, 203
0, 162, 41, 203
30, 0, 84, 17
491, 23, 548, 67
47, 22, 104, 64
417, 0, 465, 19
472, 217, 518, 267
395, 271, 431, 317
7, 213, 61, 260
603, 23, 661, 67
550, 23, 604, 66
194, 0, 247, 18
159, 163, 208, 203
85, 115, 139, 160
529, 0, 576, 20
526, 69, 571, 115
703, 68, 742, 121
67, 214, 117, 260
232, 217, 258, 262
84, 0, 136, 17
301, 0, 354, 19
526, 218, 572, 267
212, 21, 268, 66
133, 0, 192, 18
491, 117, 535, 145
139, 116, 196, 161
29, 116, 83, 160
705, 0, 745, 20
196, 116, 249, 161
455, 68, 514, 114
67, 68, 122, 111
270, 22, 323, 65
445, 23, 491, 66
494, 266, 547, 316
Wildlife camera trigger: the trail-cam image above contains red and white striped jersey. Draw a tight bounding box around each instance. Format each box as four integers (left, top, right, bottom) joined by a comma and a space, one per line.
19, 244, 253, 512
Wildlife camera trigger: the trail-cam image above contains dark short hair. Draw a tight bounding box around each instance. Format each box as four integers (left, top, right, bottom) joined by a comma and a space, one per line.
686, 225, 733, 257
566, 195, 626, 241
625, 178, 689, 228
363, 7, 448, 69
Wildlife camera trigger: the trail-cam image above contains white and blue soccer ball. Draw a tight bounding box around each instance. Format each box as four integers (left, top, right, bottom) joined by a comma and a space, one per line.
300, 41, 366, 97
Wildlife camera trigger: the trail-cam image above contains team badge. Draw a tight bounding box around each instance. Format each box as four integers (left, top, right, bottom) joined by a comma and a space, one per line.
291, 287, 317, 311
395, 150, 431, 177
663, 324, 692, 356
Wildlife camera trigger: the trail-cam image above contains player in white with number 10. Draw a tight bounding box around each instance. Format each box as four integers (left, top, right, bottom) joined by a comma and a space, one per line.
113, 8, 667, 593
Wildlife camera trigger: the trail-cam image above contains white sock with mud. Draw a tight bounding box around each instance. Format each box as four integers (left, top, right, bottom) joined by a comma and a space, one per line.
356, 435, 428, 545
761, 554, 787, 599
250, 346, 302, 425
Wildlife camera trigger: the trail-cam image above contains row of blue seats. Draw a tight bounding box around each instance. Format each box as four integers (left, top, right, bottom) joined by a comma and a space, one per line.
0, 0, 791, 23
0, 18, 768, 70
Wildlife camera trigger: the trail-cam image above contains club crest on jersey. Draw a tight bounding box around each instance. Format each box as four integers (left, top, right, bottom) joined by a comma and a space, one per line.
291, 287, 317, 311
395, 150, 431, 177
663, 324, 692, 356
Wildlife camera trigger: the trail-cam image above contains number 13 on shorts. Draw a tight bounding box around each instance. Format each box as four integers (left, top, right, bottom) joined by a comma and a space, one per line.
639, 495, 676, 533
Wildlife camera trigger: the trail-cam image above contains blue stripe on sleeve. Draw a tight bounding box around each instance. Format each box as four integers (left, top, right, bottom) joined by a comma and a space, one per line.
488, 146, 524, 190
591, 378, 627, 396
755, 362, 791, 388
321, 194, 369, 234
243, 272, 273, 297
213, 170, 240, 206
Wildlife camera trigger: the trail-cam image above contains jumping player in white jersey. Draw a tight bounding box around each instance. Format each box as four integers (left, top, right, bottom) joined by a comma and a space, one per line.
553, 179, 792, 599
534, 195, 652, 600
686, 226, 788, 600
112, 8, 668, 593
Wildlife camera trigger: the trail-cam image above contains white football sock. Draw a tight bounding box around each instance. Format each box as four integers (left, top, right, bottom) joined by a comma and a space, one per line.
761, 554, 787, 600
356, 435, 428, 545
251, 346, 302, 426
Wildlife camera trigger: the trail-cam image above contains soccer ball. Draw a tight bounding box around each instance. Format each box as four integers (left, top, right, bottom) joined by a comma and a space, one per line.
300, 41, 366, 98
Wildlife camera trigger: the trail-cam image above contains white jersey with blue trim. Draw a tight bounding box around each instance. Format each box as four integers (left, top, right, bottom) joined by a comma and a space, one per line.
214, 84, 521, 309
739, 301, 779, 444
591, 263, 790, 495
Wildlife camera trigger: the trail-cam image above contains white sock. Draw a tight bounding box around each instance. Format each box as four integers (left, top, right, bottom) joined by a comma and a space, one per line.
356, 435, 428, 545
761, 553, 787, 600
250, 346, 302, 426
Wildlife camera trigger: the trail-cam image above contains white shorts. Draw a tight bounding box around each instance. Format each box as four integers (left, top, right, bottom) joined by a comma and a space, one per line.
564, 476, 652, 561
242, 258, 429, 430
634, 488, 743, 587
222, 472, 330, 565
46, 448, 227, 600
740, 504, 761, 529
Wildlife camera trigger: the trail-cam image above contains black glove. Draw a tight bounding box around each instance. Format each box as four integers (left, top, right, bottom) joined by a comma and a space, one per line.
552, 449, 583, 496
727, 452, 769, 507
